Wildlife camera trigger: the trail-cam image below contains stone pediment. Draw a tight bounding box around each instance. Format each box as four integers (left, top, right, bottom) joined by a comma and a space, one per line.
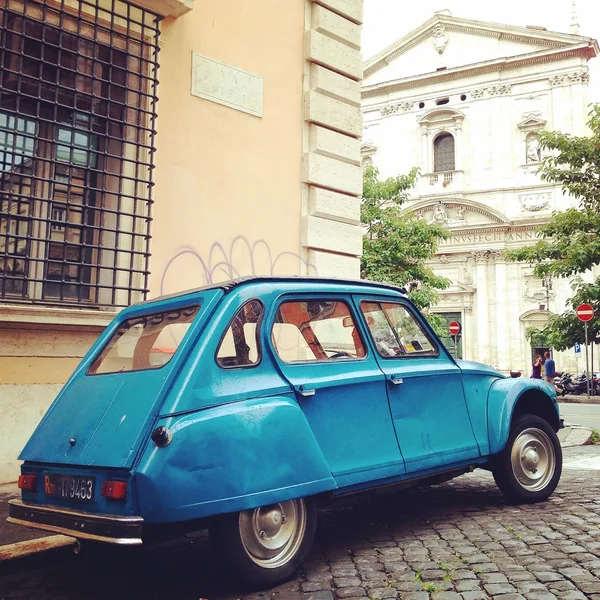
363, 12, 598, 87
404, 199, 509, 229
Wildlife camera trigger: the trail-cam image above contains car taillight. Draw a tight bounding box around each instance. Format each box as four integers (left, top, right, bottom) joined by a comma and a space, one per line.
101, 481, 128, 500
18, 474, 38, 491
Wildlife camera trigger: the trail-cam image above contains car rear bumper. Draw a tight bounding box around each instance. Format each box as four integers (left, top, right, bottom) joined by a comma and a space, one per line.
8, 499, 143, 545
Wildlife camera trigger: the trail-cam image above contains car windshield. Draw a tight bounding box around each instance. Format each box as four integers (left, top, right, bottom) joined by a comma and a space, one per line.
88, 305, 200, 375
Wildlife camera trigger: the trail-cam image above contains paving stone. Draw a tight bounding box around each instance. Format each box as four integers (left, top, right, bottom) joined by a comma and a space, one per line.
483, 583, 518, 595
333, 587, 366, 599
460, 592, 488, 600
334, 578, 362, 588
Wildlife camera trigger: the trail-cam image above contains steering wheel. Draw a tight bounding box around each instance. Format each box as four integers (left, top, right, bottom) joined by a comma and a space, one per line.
329, 351, 353, 359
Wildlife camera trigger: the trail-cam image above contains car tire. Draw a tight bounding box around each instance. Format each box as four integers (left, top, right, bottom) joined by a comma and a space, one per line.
492, 414, 562, 504
209, 497, 316, 587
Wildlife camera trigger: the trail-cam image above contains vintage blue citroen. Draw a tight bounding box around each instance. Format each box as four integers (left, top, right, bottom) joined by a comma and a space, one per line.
9, 277, 562, 585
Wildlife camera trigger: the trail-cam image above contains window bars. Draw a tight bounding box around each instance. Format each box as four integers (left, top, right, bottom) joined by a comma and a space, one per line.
0, 0, 160, 308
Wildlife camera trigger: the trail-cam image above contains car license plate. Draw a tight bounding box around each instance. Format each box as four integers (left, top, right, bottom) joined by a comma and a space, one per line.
44, 474, 95, 502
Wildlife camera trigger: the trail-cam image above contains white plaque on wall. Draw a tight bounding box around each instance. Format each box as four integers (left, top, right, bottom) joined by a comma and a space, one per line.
191, 52, 263, 117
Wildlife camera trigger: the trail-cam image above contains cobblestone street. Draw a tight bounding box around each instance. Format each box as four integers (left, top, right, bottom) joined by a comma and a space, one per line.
1, 446, 599, 600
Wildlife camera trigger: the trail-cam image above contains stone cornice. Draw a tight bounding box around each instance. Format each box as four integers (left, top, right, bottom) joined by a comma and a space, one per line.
362, 45, 595, 99
130, 0, 193, 18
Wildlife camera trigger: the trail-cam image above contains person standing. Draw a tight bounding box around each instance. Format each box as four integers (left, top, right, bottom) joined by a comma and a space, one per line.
531, 354, 542, 379
544, 351, 556, 383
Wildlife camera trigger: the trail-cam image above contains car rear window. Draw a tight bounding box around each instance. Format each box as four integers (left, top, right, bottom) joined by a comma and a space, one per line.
88, 305, 200, 375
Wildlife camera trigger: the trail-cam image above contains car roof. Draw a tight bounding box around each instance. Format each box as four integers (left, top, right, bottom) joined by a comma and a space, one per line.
139, 276, 408, 306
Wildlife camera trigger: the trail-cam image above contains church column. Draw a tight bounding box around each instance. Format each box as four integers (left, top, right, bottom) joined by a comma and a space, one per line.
421, 129, 430, 172
473, 251, 490, 365
454, 121, 463, 171
492, 250, 510, 372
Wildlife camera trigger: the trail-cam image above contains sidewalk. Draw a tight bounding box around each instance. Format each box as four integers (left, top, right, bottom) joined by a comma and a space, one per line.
0, 425, 595, 564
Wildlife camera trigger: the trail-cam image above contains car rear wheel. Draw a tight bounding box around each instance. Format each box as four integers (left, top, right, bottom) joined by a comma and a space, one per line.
209, 497, 316, 587
492, 414, 562, 503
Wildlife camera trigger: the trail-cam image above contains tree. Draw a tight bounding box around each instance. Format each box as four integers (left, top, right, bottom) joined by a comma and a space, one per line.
361, 165, 450, 334
505, 105, 600, 350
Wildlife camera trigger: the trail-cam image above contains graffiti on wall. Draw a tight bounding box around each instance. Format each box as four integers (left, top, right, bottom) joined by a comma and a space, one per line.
160, 236, 317, 296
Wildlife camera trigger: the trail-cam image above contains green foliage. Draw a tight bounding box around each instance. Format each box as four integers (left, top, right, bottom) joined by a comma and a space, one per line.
505, 105, 600, 349
590, 429, 599, 444
361, 165, 450, 331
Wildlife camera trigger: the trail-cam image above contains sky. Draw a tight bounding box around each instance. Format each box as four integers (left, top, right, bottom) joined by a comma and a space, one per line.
362, 0, 600, 101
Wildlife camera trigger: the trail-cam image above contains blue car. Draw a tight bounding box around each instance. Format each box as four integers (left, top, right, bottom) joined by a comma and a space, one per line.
9, 277, 562, 586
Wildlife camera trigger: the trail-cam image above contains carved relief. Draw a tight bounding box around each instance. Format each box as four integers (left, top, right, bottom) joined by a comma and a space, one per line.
470, 85, 511, 98
471, 251, 489, 263
427, 202, 468, 227
519, 193, 551, 211
431, 24, 448, 54
381, 101, 414, 117
526, 135, 541, 164
549, 68, 590, 87
522, 110, 542, 119
488, 84, 511, 96
524, 277, 556, 303
439, 254, 449, 264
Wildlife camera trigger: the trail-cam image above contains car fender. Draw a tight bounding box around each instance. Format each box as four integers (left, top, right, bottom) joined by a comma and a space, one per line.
135, 396, 336, 523
487, 378, 560, 455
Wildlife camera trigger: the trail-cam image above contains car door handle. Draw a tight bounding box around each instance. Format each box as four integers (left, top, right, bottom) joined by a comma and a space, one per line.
297, 385, 316, 397
389, 376, 404, 385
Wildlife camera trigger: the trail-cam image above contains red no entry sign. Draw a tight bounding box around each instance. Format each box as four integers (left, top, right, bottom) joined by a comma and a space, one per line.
449, 321, 461, 335
576, 304, 595, 322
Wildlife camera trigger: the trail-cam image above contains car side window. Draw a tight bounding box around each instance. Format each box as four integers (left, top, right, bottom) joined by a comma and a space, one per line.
271, 299, 366, 363
216, 300, 264, 368
360, 301, 437, 358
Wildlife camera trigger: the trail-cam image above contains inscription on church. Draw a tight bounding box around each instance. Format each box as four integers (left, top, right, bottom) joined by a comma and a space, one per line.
439, 231, 538, 246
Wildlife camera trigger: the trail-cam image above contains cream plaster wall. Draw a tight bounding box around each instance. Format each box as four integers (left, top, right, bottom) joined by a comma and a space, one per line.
149, 0, 307, 297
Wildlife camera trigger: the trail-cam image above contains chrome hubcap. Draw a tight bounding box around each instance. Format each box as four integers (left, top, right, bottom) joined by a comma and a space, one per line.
239, 499, 306, 568
511, 428, 555, 491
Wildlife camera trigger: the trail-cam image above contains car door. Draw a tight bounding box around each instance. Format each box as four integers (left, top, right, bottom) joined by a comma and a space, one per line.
356, 297, 481, 474
269, 295, 405, 489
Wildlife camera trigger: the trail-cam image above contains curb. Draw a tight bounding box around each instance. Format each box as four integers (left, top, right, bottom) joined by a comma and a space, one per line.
559, 394, 600, 404
0, 534, 75, 561
559, 424, 595, 448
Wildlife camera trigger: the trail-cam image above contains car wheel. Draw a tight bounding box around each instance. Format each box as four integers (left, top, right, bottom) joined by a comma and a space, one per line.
209, 497, 316, 587
492, 414, 562, 503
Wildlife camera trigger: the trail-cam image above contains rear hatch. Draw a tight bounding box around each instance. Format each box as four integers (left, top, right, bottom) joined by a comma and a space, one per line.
19, 288, 224, 469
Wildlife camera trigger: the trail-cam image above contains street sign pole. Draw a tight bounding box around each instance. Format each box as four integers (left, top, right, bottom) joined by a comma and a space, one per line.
575, 304, 595, 400
585, 320, 590, 399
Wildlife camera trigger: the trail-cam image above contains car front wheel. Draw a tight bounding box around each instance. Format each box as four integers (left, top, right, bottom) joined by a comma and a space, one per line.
492, 414, 562, 503
209, 497, 316, 587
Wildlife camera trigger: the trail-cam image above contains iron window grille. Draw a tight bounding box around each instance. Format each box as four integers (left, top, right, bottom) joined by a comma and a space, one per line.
433, 133, 455, 173
0, 0, 160, 308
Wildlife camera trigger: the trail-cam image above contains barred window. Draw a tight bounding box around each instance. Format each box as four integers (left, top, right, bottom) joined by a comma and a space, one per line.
433, 133, 455, 172
0, 0, 160, 307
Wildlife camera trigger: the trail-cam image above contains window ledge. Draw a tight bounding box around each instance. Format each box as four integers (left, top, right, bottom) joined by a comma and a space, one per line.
0, 304, 118, 331
131, 0, 193, 18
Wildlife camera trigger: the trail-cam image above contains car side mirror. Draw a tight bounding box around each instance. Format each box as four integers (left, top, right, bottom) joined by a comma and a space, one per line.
342, 316, 353, 328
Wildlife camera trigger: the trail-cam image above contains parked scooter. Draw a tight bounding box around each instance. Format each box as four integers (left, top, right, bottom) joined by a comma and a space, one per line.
555, 372, 594, 396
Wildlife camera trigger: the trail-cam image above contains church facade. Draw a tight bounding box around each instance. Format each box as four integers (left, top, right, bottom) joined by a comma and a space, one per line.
361, 11, 599, 374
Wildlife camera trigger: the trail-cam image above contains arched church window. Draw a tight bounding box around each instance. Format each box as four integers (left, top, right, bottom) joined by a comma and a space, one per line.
433, 133, 455, 172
